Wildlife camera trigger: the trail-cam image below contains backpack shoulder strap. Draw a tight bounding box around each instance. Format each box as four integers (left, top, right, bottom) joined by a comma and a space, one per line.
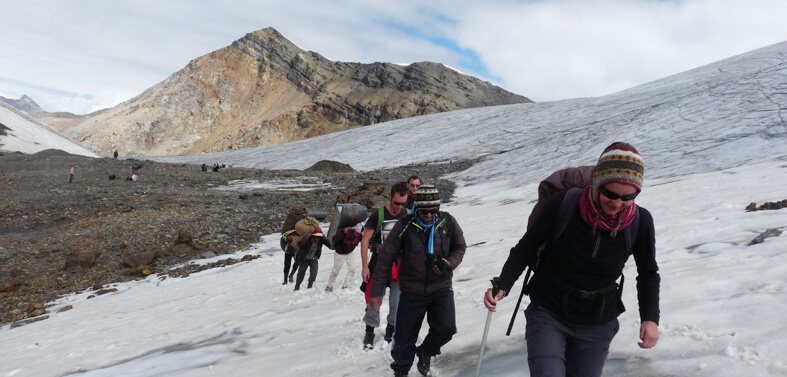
623, 206, 640, 252
282, 229, 297, 238
547, 187, 584, 247
397, 214, 418, 239
530, 187, 583, 272
376, 205, 385, 230
371, 205, 386, 240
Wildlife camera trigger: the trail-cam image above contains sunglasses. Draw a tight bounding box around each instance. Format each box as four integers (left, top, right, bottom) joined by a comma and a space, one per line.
409, 184, 421, 188
392, 200, 407, 207
600, 186, 639, 201
417, 207, 439, 215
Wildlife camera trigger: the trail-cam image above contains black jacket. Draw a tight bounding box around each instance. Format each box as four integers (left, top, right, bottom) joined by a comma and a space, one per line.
499, 190, 660, 324
296, 235, 332, 261
370, 212, 466, 297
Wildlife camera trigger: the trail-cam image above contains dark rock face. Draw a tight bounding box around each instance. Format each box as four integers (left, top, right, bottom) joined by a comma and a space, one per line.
55, 27, 531, 157
234, 28, 530, 124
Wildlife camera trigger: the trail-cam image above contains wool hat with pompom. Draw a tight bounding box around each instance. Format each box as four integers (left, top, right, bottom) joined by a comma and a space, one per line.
591, 142, 644, 202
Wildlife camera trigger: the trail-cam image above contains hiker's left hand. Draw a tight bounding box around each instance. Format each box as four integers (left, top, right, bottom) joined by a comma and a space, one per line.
484, 288, 506, 311
638, 321, 659, 349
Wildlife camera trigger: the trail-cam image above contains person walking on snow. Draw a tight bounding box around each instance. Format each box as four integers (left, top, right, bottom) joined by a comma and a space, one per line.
360, 182, 411, 350
370, 184, 466, 377
293, 220, 332, 291
484, 142, 660, 377
326, 223, 363, 292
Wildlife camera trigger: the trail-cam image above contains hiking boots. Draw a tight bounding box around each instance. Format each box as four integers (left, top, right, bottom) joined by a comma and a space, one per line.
394, 372, 408, 377
325, 285, 333, 292
416, 346, 433, 376
363, 331, 375, 350
384, 323, 395, 342
288, 273, 295, 283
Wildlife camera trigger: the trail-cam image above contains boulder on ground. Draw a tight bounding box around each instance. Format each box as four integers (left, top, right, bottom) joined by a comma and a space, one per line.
175, 231, 194, 246
305, 160, 355, 173
123, 251, 158, 268
63, 249, 101, 269
171, 243, 195, 257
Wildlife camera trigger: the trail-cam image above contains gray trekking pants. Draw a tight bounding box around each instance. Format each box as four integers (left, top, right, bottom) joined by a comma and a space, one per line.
525, 303, 619, 377
364, 281, 400, 328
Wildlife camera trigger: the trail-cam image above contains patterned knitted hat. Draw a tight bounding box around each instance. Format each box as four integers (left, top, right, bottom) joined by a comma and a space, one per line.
413, 184, 440, 210
592, 142, 644, 202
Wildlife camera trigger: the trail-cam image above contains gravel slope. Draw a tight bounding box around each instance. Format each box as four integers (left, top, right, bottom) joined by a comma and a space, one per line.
0, 149, 473, 326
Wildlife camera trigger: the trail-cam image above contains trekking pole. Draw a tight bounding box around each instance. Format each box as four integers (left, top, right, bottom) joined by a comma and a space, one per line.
475, 278, 500, 377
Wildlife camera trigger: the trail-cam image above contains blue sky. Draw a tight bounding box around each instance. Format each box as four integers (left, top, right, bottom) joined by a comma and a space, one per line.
2, 0, 787, 114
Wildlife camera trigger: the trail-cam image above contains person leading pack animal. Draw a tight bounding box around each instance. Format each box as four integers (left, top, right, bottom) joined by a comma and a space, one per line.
370, 184, 467, 377
359, 182, 410, 350
484, 142, 660, 377
292, 218, 332, 291
281, 208, 308, 284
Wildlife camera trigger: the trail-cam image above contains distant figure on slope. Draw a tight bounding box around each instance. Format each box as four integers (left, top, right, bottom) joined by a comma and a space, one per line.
326, 223, 363, 292
484, 142, 660, 377
113, 150, 118, 159
68, 165, 74, 183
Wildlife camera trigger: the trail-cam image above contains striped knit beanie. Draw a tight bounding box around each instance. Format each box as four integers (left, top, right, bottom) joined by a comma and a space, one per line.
413, 184, 440, 210
592, 142, 644, 202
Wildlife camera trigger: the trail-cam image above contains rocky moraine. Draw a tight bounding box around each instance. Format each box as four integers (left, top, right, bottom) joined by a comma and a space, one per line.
0, 149, 475, 327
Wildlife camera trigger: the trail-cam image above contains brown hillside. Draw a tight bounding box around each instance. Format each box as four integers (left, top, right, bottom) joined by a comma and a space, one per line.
59, 28, 531, 157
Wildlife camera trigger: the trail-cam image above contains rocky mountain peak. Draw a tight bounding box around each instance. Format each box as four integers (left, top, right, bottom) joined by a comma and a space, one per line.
53, 27, 531, 157
0, 94, 42, 113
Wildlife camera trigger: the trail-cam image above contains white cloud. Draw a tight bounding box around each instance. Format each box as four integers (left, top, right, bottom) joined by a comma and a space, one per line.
2, 0, 787, 113
451, 0, 787, 100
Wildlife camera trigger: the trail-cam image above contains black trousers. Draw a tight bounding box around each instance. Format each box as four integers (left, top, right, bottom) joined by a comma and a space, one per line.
294, 259, 318, 289
390, 287, 456, 373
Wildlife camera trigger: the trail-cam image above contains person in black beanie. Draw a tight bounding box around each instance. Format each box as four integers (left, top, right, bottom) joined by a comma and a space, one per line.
484, 142, 660, 377
370, 184, 467, 377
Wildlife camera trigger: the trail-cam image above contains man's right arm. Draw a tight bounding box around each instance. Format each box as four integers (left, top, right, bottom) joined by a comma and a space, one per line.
360, 227, 375, 282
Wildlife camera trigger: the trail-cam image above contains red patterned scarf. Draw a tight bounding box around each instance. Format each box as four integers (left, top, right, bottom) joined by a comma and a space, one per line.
578, 186, 637, 237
